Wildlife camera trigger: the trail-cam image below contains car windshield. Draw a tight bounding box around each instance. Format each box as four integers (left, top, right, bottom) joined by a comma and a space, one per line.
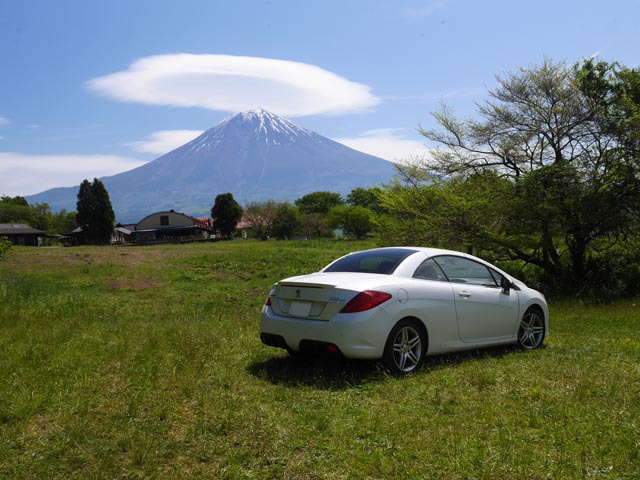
323, 249, 417, 274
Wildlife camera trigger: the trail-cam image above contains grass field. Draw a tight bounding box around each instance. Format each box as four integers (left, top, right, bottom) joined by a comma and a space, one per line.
0, 240, 638, 479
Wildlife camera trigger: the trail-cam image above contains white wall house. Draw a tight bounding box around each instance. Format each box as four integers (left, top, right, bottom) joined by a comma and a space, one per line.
135, 211, 215, 244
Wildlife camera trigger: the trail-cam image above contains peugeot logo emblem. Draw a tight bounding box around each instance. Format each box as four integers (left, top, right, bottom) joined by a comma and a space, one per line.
295, 289, 301, 298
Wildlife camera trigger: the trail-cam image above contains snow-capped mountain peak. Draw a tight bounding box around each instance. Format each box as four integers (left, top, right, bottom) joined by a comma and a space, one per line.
187, 109, 315, 150
224, 109, 314, 143
26, 110, 396, 222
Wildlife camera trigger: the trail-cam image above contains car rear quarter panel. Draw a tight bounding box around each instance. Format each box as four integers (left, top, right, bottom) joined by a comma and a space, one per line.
386, 279, 461, 354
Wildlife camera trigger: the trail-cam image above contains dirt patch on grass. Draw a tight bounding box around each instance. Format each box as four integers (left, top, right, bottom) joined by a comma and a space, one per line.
4, 244, 227, 272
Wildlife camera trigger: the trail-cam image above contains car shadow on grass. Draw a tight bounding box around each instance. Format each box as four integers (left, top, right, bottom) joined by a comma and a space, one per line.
248, 343, 536, 389
422, 343, 529, 373
247, 353, 388, 390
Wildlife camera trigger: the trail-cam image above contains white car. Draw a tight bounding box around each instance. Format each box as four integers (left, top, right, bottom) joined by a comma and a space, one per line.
260, 247, 548, 374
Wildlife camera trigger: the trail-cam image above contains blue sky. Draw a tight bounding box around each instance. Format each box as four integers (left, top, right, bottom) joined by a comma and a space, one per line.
1, 0, 639, 198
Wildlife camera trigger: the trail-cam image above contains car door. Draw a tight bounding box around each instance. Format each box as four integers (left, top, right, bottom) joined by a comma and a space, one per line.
433, 256, 519, 343
409, 258, 459, 349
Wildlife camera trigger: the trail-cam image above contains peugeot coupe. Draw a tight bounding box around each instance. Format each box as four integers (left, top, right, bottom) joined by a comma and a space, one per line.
260, 247, 548, 374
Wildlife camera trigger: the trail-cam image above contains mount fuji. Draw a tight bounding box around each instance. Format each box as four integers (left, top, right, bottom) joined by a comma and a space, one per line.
26, 109, 397, 222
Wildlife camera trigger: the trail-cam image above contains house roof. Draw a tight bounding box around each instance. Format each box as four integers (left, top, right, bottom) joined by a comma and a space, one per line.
135, 225, 208, 233
0, 223, 46, 235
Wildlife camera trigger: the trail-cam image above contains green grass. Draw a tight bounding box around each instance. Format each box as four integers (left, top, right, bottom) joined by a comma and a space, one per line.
0, 240, 638, 478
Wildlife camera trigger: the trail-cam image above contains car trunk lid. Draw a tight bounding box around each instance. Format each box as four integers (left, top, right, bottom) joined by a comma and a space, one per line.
269, 272, 388, 321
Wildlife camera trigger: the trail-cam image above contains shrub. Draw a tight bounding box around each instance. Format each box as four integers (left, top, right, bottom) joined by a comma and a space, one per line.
0, 236, 11, 260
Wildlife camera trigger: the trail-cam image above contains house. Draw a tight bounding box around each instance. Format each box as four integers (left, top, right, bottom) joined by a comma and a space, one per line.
135, 211, 215, 244
0, 223, 47, 246
111, 225, 135, 244
63, 212, 216, 246
65, 224, 136, 246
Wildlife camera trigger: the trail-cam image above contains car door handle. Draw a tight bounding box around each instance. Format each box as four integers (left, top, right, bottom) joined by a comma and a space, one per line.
458, 291, 471, 298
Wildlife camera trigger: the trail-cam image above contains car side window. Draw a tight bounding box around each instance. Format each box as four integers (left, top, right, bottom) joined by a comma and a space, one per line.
413, 258, 448, 282
489, 269, 504, 287
433, 256, 499, 287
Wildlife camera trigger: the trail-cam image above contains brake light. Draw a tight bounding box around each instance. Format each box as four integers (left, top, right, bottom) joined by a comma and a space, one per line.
340, 290, 392, 313
264, 296, 272, 306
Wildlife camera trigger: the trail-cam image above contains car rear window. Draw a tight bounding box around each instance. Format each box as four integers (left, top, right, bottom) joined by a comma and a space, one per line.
324, 249, 417, 274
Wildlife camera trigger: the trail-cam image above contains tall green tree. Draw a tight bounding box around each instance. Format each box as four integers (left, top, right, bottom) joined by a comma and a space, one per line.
272, 203, 302, 240
383, 59, 640, 292
295, 191, 344, 239
76, 178, 115, 244
211, 193, 243, 238
327, 205, 374, 239
347, 187, 385, 214
295, 191, 343, 214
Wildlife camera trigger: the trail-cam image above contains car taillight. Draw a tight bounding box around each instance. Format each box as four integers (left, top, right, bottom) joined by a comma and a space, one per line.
264, 296, 272, 306
340, 290, 392, 313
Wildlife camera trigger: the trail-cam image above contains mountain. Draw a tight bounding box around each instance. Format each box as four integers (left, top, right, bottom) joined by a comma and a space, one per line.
26, 109, 397, 223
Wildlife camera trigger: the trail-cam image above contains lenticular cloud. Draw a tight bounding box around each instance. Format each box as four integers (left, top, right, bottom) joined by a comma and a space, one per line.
86, 54, 380, 117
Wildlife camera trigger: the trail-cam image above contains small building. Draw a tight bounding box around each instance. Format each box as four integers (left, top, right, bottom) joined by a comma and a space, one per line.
0, 223, 47, 246
111, 226, 135, 244
64, 225, 136, 246
135, 211, 215, 244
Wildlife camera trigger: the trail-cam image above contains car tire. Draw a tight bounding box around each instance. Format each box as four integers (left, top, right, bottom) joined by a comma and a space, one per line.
383, 319, 426, 375
517, 308, 545, 349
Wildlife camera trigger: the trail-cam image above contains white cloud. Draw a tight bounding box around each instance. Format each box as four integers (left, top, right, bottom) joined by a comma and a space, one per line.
0, 116, 10, 126
335, 129, 430, 162
0, 152, 147, 197
126, 129, 204, 155
86, 54, 380, 117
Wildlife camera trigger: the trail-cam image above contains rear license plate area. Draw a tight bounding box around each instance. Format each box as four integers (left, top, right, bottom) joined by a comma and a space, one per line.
289, 301, 312, 317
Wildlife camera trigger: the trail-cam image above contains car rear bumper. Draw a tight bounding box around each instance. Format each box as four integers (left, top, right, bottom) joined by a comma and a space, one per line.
259, 305, 393, 359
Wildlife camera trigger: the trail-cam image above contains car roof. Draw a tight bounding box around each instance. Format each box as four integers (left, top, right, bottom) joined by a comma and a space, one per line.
355, 247, 505, 272
358, 246, 472, 258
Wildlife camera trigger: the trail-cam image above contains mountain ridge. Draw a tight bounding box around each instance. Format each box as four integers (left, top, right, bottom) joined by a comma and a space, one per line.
26, 110, 397, 223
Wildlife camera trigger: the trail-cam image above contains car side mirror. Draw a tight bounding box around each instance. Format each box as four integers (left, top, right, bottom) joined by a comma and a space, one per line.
500, 276, 512, 294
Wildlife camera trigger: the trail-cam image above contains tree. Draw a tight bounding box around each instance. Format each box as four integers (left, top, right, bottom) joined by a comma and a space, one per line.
295, 191, 344, 214
242, 201, 302, 240
30, 203, 53, 231
76, 178, 115, 244
327, 205, 374, 239
295, 191, 344, 239
211, 193, 243, 238
0, 196, 77, 235
302, 212, 333, 239
384, 59, 640, 293
347, 187, 386, 214
0, 200, 34, 226
243, 201, 279, 240
51, 209, 77, 234
0, 195, 29, 207
578, 59, 640, 156
272, 203, 302, 240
